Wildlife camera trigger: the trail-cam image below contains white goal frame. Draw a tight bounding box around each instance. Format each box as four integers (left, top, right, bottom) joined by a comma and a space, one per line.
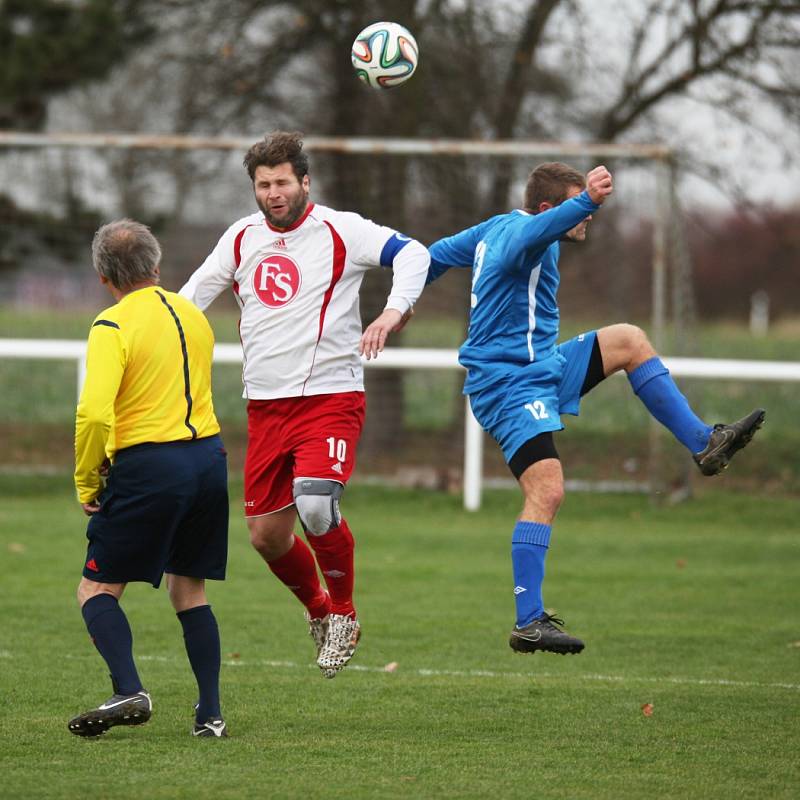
2, 132, 795, 507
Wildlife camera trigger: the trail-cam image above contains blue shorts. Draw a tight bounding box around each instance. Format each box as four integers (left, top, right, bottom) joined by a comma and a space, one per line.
82, 435, 229, 587
468, 331, 597, 462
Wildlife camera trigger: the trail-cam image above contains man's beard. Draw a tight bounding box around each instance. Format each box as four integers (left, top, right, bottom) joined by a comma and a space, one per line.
258, 191, 308, 228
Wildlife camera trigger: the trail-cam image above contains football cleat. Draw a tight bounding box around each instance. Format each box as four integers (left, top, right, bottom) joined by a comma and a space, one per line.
192, 718, 228, 738
305, 611, 330, 659
693, 408, 766, 476
509, 613, 585, 655
68, 691, 152, 737
317, 613, 361, 678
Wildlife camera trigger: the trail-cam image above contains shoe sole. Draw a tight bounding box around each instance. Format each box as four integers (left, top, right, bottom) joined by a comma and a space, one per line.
68, 702, 152, 737
509, 635, 584, 655
319, 626, 362, 678
699, 409, 765, 476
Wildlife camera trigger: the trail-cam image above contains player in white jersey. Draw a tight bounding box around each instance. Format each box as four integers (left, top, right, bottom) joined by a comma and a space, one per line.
180, 131, 430, 677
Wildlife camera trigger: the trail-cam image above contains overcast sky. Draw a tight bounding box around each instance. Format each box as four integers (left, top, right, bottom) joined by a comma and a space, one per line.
38, 0, 800, 213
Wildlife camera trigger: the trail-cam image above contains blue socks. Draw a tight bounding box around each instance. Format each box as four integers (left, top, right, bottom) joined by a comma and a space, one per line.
628, 357, 713, 454
81, 593, 143, 696
81, 594, 221, 720
511, 521, 551, 628
178, 605, 222, 723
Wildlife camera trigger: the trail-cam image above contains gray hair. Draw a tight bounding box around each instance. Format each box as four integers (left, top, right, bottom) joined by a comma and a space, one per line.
91, 219, 161, 289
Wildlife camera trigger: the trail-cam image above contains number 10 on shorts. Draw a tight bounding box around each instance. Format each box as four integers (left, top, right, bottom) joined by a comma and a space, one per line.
326, 437, 347, 462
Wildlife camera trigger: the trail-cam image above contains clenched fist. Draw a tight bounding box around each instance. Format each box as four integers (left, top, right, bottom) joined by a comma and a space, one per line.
586, 165, 613, 205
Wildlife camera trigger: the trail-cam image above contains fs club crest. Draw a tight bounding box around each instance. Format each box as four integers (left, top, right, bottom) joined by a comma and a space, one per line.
253, 255, 301, 308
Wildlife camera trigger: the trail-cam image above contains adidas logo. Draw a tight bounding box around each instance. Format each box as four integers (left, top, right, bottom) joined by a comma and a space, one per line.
272, 237, 287, 249
86, 558, 99, 572
331, 462, 343, 475
513, 585, 526, 595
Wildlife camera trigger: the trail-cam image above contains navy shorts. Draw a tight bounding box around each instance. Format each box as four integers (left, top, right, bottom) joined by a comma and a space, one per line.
82, 435, 229, 587
469, 331, 597, 462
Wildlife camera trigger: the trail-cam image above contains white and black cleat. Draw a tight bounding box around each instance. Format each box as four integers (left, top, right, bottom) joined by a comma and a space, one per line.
192, 718, 228, 738
68, 691, 152, 737
317, 614, 361, 678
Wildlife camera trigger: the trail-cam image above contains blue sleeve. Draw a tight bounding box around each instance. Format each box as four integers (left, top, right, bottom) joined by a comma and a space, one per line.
426, 224, 483, 285
518, 190, 600, 250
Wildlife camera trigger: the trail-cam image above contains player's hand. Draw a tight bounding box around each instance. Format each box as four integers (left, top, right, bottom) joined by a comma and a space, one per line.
391, 307, 414, 334
360, 308, 404, 360
586, 165, 613, 205
81, 500, 101, 516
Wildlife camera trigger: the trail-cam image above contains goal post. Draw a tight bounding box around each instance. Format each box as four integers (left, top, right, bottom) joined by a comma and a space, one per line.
1, 132, 695, 501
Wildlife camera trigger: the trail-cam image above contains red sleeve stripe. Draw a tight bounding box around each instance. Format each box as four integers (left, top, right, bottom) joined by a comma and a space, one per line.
234, 224, 257, 268
301, 221, 347, 394
317, 221, 347, 343
233, 224, 258, 298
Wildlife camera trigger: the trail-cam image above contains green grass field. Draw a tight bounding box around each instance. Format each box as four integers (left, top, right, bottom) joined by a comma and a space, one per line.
1, 476, 798, 799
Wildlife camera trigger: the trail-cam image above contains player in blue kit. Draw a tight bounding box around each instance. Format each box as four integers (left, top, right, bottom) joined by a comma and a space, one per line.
427, 162, 764, 655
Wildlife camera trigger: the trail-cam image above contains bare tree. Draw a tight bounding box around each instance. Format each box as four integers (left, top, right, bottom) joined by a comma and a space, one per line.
590, 2, 800, 138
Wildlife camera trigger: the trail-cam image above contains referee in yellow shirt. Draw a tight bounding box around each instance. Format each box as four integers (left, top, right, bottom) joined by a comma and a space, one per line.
68, 219, 229, 739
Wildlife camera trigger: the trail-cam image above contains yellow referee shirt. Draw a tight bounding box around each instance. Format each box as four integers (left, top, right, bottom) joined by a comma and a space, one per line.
74, 286, 220, 503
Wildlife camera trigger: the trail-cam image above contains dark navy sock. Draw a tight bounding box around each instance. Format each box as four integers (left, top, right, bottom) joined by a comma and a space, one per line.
511, 521, 551, 628
81, 593, 143, 696
177, 605, 221, 723
628, 357, 713, 453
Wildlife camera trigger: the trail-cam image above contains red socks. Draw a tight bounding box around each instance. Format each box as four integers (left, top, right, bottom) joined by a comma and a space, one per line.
306, 519, 355, 617
267, 535, 330, 619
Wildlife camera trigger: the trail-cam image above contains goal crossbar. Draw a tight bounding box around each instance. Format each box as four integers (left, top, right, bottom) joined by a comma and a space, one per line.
0, 131, 672, 160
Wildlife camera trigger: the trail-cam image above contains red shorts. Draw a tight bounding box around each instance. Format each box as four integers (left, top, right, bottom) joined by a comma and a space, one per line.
243, 391, 366, 517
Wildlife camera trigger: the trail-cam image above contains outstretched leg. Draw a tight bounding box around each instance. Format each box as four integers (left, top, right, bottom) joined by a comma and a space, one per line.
596, 324, 764, 475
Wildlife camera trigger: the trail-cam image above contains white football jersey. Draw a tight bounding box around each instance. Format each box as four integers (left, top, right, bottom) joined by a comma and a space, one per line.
179, 203, 429, 399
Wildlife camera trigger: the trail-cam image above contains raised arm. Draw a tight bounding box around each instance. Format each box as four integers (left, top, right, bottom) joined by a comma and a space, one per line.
427, 222, 485, 285
517, 165, 612, 250
179, 219, 256, 310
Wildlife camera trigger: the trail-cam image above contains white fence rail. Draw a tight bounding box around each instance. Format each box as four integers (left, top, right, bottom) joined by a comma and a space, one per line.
2, 337, 799, 510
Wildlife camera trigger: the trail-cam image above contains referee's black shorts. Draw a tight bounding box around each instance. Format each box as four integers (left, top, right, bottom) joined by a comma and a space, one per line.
82, 434, 228, 587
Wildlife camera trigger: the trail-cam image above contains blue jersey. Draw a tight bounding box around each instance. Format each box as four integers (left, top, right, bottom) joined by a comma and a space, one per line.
428, 190, 599, 393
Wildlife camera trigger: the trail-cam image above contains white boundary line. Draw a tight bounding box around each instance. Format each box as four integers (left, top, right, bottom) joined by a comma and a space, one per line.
38, 651, 799, 692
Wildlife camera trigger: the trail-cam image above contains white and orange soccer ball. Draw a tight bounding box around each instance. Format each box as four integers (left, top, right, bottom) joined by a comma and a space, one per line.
350, 21, 419, 89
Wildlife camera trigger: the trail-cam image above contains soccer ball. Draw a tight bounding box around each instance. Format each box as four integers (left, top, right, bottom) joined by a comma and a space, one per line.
351, 21, 419, 89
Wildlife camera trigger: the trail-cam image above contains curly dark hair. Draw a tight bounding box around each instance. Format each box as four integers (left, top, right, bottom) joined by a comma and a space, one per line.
243, 131, 309, 182
523, 162, 586, 212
